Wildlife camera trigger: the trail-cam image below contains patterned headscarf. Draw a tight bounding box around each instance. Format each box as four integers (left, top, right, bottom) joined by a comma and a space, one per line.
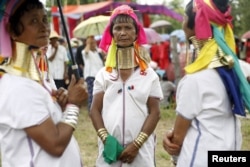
99, 5, 148, 73
99, 5, 147, 52
193, 0, 232, 39
0, 0, 22, 58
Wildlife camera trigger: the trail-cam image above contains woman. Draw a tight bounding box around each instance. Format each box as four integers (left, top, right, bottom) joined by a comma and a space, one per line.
90, 5, 163, 167
0, 0, 87, 166
163, 0, 250, 166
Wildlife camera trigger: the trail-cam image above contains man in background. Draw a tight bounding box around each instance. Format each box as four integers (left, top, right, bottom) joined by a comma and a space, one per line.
47, 30, 69, 89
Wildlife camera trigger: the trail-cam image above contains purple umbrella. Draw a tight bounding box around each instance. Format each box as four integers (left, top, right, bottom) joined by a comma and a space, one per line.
143, 28, 163, 44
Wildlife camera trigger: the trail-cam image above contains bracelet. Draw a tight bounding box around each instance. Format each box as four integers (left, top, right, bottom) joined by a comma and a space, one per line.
97, 128, 108, 142
97, 128, 108, 143
60, 104, 79, 130
133, 141, 140, 149
133, 132, 149, 149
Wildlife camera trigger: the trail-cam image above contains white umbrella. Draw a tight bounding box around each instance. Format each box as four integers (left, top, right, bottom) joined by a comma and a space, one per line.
149, 20, 172, 29
73, 15, 110, 38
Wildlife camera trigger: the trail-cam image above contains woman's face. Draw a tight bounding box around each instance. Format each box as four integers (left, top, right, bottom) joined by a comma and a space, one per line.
182, 14, 195, 40
13, 8, 50, 47
112, 22, 137, 47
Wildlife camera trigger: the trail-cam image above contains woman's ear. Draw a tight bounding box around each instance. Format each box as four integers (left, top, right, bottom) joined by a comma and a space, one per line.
6, 23, 17, 40
134, 34, 138, 42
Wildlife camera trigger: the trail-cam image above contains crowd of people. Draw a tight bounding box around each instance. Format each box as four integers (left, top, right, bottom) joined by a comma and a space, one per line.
0, 0, 249, 167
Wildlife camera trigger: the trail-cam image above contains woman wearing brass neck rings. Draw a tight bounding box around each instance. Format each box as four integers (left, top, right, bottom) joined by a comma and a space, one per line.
0, 0, 87, 166
163, 0, 250, 166
90, 5, 163, 167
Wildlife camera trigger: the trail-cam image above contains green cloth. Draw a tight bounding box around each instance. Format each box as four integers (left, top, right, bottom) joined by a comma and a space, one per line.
103, 135, 124, 164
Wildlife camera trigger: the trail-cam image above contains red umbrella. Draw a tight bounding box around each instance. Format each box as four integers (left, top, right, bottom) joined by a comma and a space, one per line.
241, 31, 250, 39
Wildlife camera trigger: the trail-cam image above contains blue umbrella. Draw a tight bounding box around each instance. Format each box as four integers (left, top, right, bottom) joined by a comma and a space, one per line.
170, 29, 186, 42
160, 34, 170, 41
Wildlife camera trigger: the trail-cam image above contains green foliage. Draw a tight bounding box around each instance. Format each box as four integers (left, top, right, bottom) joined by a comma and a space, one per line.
231, 0, 250, 37
148, 0, 184, 34
164, 0, 184, 32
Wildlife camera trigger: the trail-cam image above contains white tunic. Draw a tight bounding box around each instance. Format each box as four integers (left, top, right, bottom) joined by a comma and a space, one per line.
0, 74, 82, 167
239, 59, 250, 77
47, 45, 68, 80
93, 67, 163, 167
81, 49, 103, 79
175, 69, 242, 167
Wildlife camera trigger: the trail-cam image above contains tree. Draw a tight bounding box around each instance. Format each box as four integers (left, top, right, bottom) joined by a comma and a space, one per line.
152, 0, 184, 33
230, 0, 250, 37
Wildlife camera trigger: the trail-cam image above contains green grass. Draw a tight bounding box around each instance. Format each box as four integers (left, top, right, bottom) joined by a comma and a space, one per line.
76, 107, 176, 167
75, 107, 250, 167
0, 106, 249, 167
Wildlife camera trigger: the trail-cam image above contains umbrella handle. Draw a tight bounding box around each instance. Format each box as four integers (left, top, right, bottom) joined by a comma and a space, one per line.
56, 0, 80, 80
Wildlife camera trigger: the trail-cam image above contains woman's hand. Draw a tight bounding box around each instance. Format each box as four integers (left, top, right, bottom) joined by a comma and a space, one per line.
52, 88, 68, 110
67, 75, 88, 107
84, 44, 90, 54
163, 130, 181, 155
119, 142, 139, 164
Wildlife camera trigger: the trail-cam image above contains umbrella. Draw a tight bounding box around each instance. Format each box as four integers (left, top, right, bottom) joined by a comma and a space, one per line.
149, 20, 172, 29
170, 29, 186, 42
160, 34, 170, 41
73, 15, 110, 38
143, 28, 163, 44
56, 0, 80, 79
241, 31, 250, 39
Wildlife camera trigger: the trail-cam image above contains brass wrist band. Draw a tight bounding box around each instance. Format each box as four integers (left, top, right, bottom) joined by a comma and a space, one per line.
133, 141, 141, 149
97, 128, 108, 143
133, 132, 149, 149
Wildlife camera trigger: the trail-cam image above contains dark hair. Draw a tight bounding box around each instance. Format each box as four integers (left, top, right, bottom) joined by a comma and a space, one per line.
185, 0, 229, 29
162, 72, 168, 81
185, 0, 195, 29
9, 0, 44, 36
109, 14, 138, 36
213, 0, 229, 13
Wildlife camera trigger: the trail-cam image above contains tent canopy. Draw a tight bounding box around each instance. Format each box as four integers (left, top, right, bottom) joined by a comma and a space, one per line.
51, 1, 183, 21
51, 1, 112, 19
51, 1, 183, 38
